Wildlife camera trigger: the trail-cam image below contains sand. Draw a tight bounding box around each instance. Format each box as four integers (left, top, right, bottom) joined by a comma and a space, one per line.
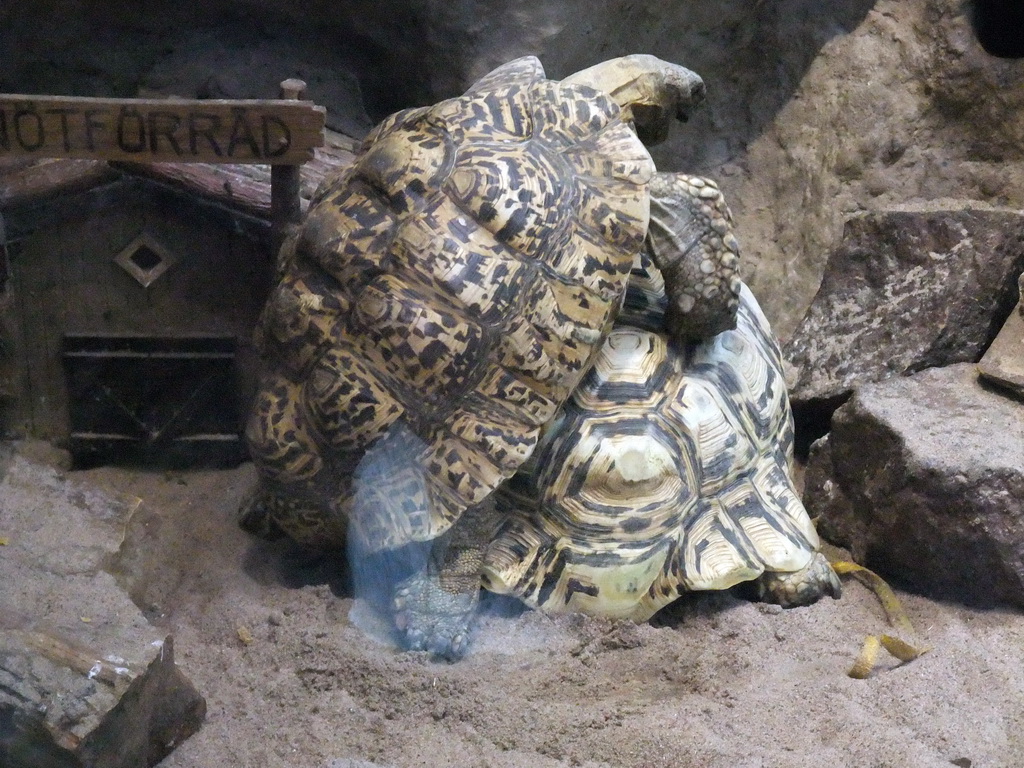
11, 449, 1024, 768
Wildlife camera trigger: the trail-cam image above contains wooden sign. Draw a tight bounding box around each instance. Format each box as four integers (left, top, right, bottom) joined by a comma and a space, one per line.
0, 93, 326, 165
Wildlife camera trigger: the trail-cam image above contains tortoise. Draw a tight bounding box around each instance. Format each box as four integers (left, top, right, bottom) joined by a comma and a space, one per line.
483, 241, 842, 620
240, 54, 713, 656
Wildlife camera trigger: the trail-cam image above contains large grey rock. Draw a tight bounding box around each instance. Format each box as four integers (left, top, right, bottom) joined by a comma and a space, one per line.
784, 206, 1024, 402
805, 364, 1024, 608
737, 0, 1024, 339
0, 443, 205, 767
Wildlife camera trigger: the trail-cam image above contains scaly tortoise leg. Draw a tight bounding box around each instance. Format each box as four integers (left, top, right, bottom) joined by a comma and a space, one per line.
349, 426, 493, 660
391, 531, 486, 660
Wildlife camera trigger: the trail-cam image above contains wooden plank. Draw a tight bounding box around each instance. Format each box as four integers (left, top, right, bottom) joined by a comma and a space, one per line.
1, 129, 356, 218
4, 238, 33, 434
0, 94, 326, 165
302, 131, 359, 197
18, 223, 70, 439
0, 157, 117, 207
114, 160, 274, 218
111, 131, 357, 218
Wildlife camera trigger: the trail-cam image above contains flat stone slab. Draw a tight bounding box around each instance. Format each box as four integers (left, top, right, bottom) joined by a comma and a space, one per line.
978, 273, 1024, 398
805, 364, 1024, 607
785, 206, 1024, 402
0, 442, 205, 767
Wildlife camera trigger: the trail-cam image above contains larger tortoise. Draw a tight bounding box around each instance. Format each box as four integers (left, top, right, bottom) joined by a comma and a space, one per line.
241, 55, 713, 655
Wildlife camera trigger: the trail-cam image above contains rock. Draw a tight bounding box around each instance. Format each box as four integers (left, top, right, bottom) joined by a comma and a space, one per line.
139, 26, 375, 139
784, 206, 1024, 402
978, 272, 1024, 398
739, 0, 1024, 339
804, 363, 1024, 608
0, 443, 205, 767
0, 633, 203, 768
13, 439, 74, 472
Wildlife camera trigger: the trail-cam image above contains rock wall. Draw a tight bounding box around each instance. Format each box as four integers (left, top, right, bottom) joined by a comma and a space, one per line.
737, 0, 1024, 337
785, 205, 1024, 401
1, 0, 1023, 335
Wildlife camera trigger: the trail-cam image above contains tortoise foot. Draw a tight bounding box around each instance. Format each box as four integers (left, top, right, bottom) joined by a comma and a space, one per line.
756, 552, 842, 608
237, 487, 287, 541
392, 568, 480, 660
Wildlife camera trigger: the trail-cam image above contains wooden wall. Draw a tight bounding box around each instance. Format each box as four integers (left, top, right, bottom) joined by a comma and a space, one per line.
0, 177, 274, 445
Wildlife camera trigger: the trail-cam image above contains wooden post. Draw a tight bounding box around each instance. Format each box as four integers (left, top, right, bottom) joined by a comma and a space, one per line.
0, 210, 7, 291
271, 79, 307, 249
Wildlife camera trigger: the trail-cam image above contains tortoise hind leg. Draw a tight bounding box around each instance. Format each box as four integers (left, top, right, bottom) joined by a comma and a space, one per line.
237, 487, 288, 541
347, 424, 490, 659
755, 551, 842, 608
391, 497, 501, 659
349, 502, 494, 660
391, 532, 485, 660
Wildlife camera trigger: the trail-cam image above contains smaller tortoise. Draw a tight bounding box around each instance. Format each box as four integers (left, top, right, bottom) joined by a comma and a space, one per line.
391, 180, 836, 646
482, 230, 841, 619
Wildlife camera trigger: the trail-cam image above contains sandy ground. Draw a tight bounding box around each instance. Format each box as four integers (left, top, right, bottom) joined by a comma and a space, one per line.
11, 448, 1024, 768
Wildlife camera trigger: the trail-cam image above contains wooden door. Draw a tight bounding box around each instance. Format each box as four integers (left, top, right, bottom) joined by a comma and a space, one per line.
2, 178, 273, 463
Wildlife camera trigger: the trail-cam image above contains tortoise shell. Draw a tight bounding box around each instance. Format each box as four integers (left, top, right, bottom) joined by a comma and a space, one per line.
482, 265, 820, 620
244, 56, 655, 552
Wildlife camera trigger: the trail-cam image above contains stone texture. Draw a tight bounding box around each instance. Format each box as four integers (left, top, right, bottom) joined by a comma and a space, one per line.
0, 443, 205, 767
805, 363, 1024, 608
784, 205, 1024, 402
140, 26, 375, 138
978, 272, 1024, 398
736, 0, 1024, 338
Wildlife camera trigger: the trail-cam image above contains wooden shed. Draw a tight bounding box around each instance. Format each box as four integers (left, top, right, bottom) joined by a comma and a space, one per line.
0, 136, 354, 466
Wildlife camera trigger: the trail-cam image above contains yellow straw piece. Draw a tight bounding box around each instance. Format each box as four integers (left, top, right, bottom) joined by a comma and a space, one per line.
880, 633, 927, 663
830, 560, 915, 635
848, 634, 881, 679
829, 560, 930, 678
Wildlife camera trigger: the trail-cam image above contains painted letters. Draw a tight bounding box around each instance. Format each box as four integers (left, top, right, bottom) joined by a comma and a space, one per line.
0, 94, 324, 164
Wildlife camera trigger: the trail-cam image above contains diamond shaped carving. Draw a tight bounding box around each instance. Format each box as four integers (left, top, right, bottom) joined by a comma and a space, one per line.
114, 232, 178, 288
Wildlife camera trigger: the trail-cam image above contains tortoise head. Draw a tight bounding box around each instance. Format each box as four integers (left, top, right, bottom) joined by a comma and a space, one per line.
561, 54, 706, 146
